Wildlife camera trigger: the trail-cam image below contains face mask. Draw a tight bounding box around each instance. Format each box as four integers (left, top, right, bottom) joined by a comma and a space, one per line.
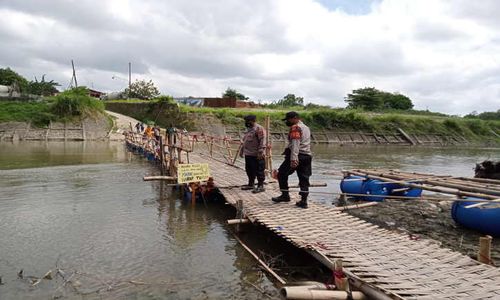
285, 120, 293, 127
245, 122, 252, 128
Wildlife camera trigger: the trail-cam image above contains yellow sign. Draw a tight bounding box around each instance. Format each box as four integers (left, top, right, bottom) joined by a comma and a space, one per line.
177, 163, 210, 183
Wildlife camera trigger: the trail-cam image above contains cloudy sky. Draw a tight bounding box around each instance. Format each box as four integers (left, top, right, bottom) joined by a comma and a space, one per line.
1, 0, 500, 114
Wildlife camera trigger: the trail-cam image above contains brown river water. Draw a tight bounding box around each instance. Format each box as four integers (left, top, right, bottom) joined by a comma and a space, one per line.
0, 141, 498, 299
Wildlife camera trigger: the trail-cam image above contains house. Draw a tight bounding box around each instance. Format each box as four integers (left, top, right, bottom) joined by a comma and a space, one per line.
88, 89, 106, 98
174, 96, 261, 108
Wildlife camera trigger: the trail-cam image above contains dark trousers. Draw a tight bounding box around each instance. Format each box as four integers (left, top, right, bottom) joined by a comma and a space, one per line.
278, 153, 312, 200
245, 155, 266, 186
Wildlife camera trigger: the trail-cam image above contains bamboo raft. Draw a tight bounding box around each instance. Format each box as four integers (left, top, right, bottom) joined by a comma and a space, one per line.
125, 130, 500, 299
344, 169, 500, 204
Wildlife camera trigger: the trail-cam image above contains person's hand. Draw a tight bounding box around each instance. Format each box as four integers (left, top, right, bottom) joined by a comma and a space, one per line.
239, 151, 244, 158
291, 160, 299, 169
257, 152, 265, 160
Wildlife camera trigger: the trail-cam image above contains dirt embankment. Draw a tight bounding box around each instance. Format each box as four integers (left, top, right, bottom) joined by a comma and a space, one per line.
0, 113, 112, 141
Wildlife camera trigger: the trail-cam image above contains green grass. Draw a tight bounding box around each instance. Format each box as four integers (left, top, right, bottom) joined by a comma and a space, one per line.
0, 101, 54, 127
178, 105, 500, 143
0, 88, 108, 127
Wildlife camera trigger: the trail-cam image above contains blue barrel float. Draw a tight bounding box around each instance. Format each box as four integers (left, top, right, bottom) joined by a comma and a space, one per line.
340, 175, 366, 195
361, 179, 390, 202
340, 176, 388, 202
340, 176, 423, 202
451, 198, 500, 237
386, 182, 423, 198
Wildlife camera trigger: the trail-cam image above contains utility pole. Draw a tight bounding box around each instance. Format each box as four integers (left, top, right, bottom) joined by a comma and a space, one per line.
128, 62, 132, 99
71, 59, 78, 88
128, 62, 131, 90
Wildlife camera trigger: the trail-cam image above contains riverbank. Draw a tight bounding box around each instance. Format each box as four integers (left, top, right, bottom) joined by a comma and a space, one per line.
0, 88, 114, 141
105, 101, 500, 146
181, 106, 500, 144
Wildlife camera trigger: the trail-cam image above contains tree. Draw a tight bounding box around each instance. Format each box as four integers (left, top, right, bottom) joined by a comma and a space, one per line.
222, 87, 248, 100
465, 109, 500, 120
125, 79, 160, 100
28, 75, 60, 96
345, 87, 384, 110
345, 87, 414, 110
383, 93, 414, 110
276, 94, 304, 107
304, 102, 331, 110
0, 67, 29, 92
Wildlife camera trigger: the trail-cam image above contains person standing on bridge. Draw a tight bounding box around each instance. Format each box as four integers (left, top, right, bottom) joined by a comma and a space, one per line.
239, 115, 267, 193
272, 111, 312, 208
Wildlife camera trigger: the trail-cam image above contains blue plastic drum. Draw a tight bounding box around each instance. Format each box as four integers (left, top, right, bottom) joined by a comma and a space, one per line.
340, 176, 366, 196
451, 198, 500, 237
361, 179, 390, 202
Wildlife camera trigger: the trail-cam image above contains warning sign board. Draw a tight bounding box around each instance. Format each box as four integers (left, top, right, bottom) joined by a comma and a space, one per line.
177, 163, 210, 183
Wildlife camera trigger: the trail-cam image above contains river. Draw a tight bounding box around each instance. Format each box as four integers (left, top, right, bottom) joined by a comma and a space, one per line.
0, 141, 498, 299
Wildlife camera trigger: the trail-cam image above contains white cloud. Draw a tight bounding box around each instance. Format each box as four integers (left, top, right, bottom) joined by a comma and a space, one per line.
0, 0, 499, 114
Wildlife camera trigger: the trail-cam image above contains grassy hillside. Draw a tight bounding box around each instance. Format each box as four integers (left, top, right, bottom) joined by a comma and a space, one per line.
179, 106, 500, 143
0, 88, 106, 127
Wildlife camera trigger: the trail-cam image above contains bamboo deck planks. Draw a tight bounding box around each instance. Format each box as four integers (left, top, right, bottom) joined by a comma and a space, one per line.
190, 152, 500, 299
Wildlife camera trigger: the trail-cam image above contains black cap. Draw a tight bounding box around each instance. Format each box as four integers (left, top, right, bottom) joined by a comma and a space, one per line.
282, 111, 299, 121
244, 114, 256, 122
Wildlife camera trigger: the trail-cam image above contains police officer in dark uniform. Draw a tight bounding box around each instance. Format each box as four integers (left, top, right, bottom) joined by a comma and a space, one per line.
239, 115, 267, 193
272, 112, 312, 208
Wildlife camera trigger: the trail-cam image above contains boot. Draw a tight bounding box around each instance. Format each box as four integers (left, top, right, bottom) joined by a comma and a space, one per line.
272, 193, 290, 203
241, 183, 254, 190
252, 184, 265, 194
295, 196, 308, 208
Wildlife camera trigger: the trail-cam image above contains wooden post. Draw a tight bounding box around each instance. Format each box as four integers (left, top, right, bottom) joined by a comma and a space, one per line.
235, 199, 244, 233
190, 182, 196, 205
334, 259, 349, 291
209, 137, 214, 157
478, 235, 493, 265
159, 136, 165, 175
265, 115, 272, 177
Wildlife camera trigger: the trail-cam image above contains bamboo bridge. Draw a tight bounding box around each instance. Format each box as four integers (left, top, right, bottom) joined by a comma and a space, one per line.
124, 128, 500, 300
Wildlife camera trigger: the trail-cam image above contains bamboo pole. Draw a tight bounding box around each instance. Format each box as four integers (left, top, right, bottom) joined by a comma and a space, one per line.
457, 176, 500, 185
347, 170, 499, 200
356, 169, 500, 196
143, 176, 177, 181
227, 219, 250, 225
385, 170, 500, 190
159, 136, 165, 175
232, 143, 243, 165
332, 202, 379, 211
265, 115, 271, 177
464, 198, 500, 209
280, 287, 366, 300
232, 234, 286, 285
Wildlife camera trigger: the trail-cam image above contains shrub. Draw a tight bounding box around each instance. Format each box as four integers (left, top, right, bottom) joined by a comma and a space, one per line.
51, 87, 104, 118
